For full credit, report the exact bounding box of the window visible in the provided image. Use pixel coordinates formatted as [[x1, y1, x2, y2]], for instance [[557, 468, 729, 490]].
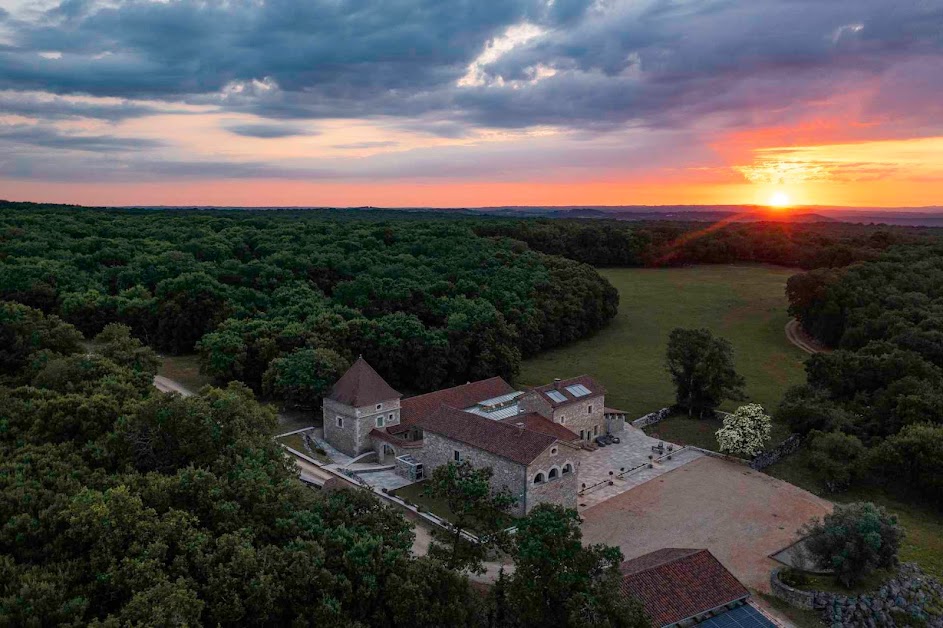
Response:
[[551, 447, 558, 455], [336, 416, 344, 428], [389, 413, 394, 422], [376, 403, 382, 410], [588, 405, 593, 414], [565, 384, 592, 397], [546, 390, 567, 403], [548, 468, 558, 480], [593, 425, 599, 437], [579, 430, 585, 440], [562, 463, 572, 474], [453, 450, 461, 462], [376, 416, 385, 427], [534, 473, 545, 485]]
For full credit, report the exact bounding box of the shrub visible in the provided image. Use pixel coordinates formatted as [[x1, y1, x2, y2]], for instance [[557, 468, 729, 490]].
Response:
[[806, 430, 866, 492], [715, 403, 771, 458], [801, 502, 903, 587], [779, 568, 810, 589]]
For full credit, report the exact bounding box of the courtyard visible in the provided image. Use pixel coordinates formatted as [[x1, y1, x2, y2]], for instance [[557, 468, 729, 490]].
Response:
[[580, 455, 832, 592]]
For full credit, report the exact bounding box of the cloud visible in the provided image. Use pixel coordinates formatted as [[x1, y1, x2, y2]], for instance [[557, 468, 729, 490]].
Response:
[[224, 123, 312, 138], [0, 124, 163, 152], [331, 140, 399, 150], [0, 90, 168, 121]]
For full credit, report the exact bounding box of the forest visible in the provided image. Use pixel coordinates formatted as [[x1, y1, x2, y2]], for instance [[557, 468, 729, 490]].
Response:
[[0, 304, 646, 626], [0, 205, 618, 405], [784, 244, 943, 501]]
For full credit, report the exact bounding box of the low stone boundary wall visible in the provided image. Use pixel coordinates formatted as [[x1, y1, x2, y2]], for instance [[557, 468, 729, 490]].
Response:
[[632, 407, 672, 428], [750, 434, 803, 470], [770, 568, 815, 610]]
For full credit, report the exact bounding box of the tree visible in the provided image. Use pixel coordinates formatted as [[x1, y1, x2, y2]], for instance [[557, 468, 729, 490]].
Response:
[[715, 403, 771, 458], [262, 347, 348, 408], [801, 502, 903, 587], [508, 504, 650, 628], [806, 430, 866, 492], [871, 423, 943, 503], [665, 328, 745, 417], [423, 461, 516, 573]]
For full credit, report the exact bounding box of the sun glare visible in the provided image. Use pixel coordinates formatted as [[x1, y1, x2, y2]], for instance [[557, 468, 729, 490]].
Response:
[[768, 191, 791, 208]]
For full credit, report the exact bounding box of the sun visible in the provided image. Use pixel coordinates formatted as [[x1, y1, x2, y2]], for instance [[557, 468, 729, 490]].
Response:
[[767, 191, 792, 208]]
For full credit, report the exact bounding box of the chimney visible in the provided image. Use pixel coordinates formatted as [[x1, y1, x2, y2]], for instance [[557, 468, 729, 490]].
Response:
[[554, 378, 561, 389]]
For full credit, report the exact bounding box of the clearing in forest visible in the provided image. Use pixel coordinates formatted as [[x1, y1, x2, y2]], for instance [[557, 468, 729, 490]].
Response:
[[518, 264, 808, 417]]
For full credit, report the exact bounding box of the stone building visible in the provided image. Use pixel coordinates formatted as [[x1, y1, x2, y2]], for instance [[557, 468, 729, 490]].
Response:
[[322, 359, 623, 514], [322, 357, 402, 457], [519, 375, 612, 443]]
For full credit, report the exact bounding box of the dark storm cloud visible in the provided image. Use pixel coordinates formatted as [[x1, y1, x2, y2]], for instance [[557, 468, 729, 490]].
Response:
[[2, 0, 941, 131], [224, 123, 313, 138]]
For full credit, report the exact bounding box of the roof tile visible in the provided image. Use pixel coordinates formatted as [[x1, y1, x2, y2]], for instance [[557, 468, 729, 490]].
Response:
[[619, 549, 749, 627], [327, 357, 401, 407]]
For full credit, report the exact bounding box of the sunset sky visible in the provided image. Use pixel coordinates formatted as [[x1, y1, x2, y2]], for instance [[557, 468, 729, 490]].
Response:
[[0, 0, 941, 208]]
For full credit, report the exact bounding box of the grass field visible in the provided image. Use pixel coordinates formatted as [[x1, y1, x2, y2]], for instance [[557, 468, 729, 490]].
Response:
[[518, 264, 809, 417]]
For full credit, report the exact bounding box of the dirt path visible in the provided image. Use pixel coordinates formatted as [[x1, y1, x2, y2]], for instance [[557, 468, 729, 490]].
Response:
[[153, 375, 194, 396], [409, 518, 515, 583], [785, 319, 829, 355]]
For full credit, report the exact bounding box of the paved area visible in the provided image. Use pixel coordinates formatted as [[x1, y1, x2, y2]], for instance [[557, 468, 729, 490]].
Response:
[[357, 469, 412, 491], [580, 456, 832, 593], [577, 425, 703, 510]]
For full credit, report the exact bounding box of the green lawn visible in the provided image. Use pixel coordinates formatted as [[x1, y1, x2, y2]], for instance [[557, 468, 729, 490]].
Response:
[[518, 265, 808, 418], [391, 481, 516, 533]]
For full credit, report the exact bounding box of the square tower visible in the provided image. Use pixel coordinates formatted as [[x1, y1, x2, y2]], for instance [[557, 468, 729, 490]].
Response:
[[322, 357, 402, 457]]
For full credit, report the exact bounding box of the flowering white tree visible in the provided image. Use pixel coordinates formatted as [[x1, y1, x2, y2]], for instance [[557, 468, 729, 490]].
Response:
[[715, 403, 771, 458]]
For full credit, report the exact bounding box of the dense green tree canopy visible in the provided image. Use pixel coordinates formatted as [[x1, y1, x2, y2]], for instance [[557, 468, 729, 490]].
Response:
[[0, 205, 619, 401]]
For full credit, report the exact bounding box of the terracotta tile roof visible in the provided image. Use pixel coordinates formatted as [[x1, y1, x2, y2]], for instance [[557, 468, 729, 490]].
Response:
[[530, 375, 605, 408], [414, 405, 558, 466], [605, 407, 629, 416], [369, 428, 422, 449], [500, 412, 580, 442], [327, 357, 401, 407], [400, 377, 515, 424], [619, 549, 749, 628]]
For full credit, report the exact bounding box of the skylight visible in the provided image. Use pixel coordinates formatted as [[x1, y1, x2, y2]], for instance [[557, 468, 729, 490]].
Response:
[[565, 384, 591, 397], [546, 390, 567, 403]]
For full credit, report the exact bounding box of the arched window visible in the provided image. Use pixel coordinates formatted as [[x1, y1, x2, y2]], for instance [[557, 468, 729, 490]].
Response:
[[562, 463, 572, 474], [534, 473, 545, 485], [548, 468, 559, 480]]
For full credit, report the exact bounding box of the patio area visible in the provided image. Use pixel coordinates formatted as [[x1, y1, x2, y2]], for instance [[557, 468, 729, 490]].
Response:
[[576, 425, 704, 510]]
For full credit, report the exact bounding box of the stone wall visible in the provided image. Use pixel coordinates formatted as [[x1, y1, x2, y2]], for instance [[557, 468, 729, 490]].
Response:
[[518, 391, 553, 419], [551, 394, 605, 442], [773, 563, 943, 627], [525, 444, 580, 512], [322, 397, 401, 457], [631, 407, 672, 429], [605, 413, 625, 434], [750, 433, 803, 470], [770, 569, 816, 610], [419, 431, 530, 517]]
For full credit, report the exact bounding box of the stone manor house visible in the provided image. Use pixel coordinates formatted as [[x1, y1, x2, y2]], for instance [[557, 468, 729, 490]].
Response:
[[322, 357, 627, 516]]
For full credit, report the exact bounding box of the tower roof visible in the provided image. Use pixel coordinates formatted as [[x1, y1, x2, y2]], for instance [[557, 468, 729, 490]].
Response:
[[327, 357, 401, 407]]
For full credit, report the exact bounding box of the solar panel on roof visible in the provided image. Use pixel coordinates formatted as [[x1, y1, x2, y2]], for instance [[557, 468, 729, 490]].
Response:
[[546, 390, 567, 403], [695, 605, 775, 628], [565, 384, 591, 397]]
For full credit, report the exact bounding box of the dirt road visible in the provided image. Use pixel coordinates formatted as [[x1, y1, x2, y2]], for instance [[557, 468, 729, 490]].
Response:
[[785, 319, 828, 355], [153, 375, 194, 396]]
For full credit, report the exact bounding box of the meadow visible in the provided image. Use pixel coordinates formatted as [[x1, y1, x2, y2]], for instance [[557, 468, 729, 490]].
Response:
[[517, 264, 809, 418]]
